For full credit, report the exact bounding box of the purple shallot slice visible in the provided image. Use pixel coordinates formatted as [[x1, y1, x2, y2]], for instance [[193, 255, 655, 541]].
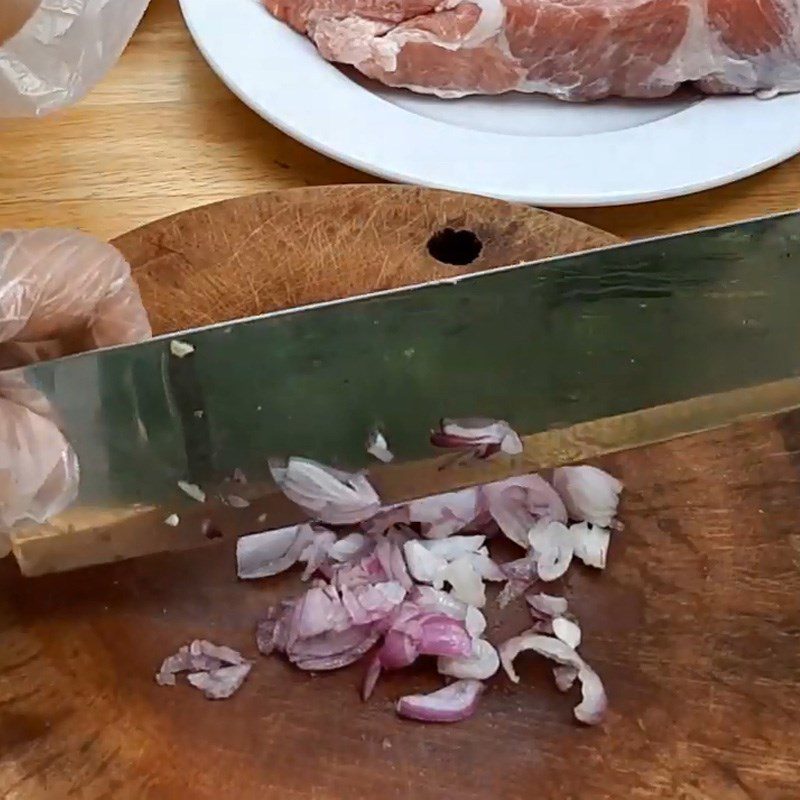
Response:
[[396, 679, 485, 723], [498, 633, 607, 725], [430, 418, 523, 458]]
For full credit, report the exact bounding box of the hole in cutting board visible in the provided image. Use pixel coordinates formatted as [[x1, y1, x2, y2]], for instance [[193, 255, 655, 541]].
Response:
[[427, 228, 483, 266]]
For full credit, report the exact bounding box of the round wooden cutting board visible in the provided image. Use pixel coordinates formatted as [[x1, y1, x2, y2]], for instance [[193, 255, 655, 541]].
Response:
[[114, 184, 618, 334], [2, 186, 799, 800]]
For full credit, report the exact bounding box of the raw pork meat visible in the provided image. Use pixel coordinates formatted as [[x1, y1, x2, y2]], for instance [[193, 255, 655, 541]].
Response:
[[263, 0, 800, 99]]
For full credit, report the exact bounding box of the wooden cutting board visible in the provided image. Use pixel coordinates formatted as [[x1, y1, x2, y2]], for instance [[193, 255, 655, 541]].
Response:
[[2, 186, 798, 800]]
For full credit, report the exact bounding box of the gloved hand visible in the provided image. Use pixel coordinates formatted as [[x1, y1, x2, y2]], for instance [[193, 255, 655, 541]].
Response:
[[0, 0, 150, 117], [0, 230, 151, 556], [0, 1, 153, 553]]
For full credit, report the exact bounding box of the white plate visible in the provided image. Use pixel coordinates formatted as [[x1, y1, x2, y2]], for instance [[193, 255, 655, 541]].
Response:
[[180, 0, 800, 206]]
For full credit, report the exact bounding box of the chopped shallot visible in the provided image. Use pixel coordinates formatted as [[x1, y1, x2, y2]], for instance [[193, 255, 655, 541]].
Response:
[[396, 679, 484, 723], [156, 639, 252, 700], [411, 587, 487, 638], [528, 519, 574, 582], [187, 664, 252, 700], [299, 529, 338, 580], [552, 465, 622, 528], [438, 637, 499, 680], [465, 605, 487, 638], [441, 555, 486, 607], [226, 494, 250, 509], [431, 418, 523, 458], [177, 481, 206, 503], [270, 457, 381, 525], [526, 592, 582, 647], [420, 535, 486, 560], [328, 532, 368, 562], [527, 592, 569, 619], [164, 513, 180, 527], [244, 445, 624, 727], [552, 617, 582, 649], [237, 524, 315, 579], [363, 608, 472, 699], [404, 540, 448, 584], [407, 487, 481, 539], [571, 522, 611, 569], [170, 339, 195, 358], [499, 633, 607, 725], [367, 430, 394, 463], [403, 536, 501, 596], [482, 474, 567, 548]]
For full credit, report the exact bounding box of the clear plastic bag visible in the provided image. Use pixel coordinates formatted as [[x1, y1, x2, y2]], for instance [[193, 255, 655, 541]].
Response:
[[0, 230, 152, 553], [0, 0, 150, 118]]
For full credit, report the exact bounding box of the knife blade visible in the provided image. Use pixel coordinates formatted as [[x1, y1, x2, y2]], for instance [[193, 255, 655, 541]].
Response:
[[9, 209, 800, 575]]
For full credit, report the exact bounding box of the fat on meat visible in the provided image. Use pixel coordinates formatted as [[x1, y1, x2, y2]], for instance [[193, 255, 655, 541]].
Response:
[[263, 0, 800, 100]]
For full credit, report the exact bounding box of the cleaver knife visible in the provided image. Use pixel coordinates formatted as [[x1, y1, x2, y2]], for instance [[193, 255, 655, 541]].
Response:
[[7, 209, 800, 575]]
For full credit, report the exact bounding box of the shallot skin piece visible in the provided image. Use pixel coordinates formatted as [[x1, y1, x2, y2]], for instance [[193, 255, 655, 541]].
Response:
[[263, 0, 800, 101], [396, 679, 485, 723]]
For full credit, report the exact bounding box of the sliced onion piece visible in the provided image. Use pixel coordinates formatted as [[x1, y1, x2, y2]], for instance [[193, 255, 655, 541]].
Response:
[[363, 609, 472, 698], [340, 581, 407, 626], [237, 524, 315, 579], [186, 663, 252, 700], [528, 519, 574, 581], [157, 639, 251, 699], [177, 480, 206, 503], [431, 417, 523, 457], [375, 538, 414, 590], [404, 539, 447, 584], [552, 617, 582, 649], [396, 679, 485, 723], [552, 465, 622, 528], [469, 550, 505, 582], [367, 430, 394, 463], [526, 592, 568, 619], [361, 504, 410, 536], [328, 532, 368, 562], [570, 522, 611, 569], [482, 474, 567, 548], [269, 457, 381, 524], [299, 529, 338, 580], [465, 605, 487, 638], [498, 633, 607, 725], [438, 638, 499, 680], [420, 535, 486, 560], [407, 487, 481, 539], [441, 555, 486, 607], [290, 626, 381, 671]]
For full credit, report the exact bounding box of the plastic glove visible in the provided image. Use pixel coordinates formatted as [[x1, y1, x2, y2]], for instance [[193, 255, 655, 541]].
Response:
[[0, 0, 150, 118], [0, 229, 152, 556]]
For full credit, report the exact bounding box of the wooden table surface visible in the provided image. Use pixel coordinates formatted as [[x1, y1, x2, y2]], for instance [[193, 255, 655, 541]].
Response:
[[1, 0, 800, 241]]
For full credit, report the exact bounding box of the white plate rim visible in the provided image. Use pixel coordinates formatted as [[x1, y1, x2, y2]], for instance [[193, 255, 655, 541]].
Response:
[[180, 0, 800, 207]]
